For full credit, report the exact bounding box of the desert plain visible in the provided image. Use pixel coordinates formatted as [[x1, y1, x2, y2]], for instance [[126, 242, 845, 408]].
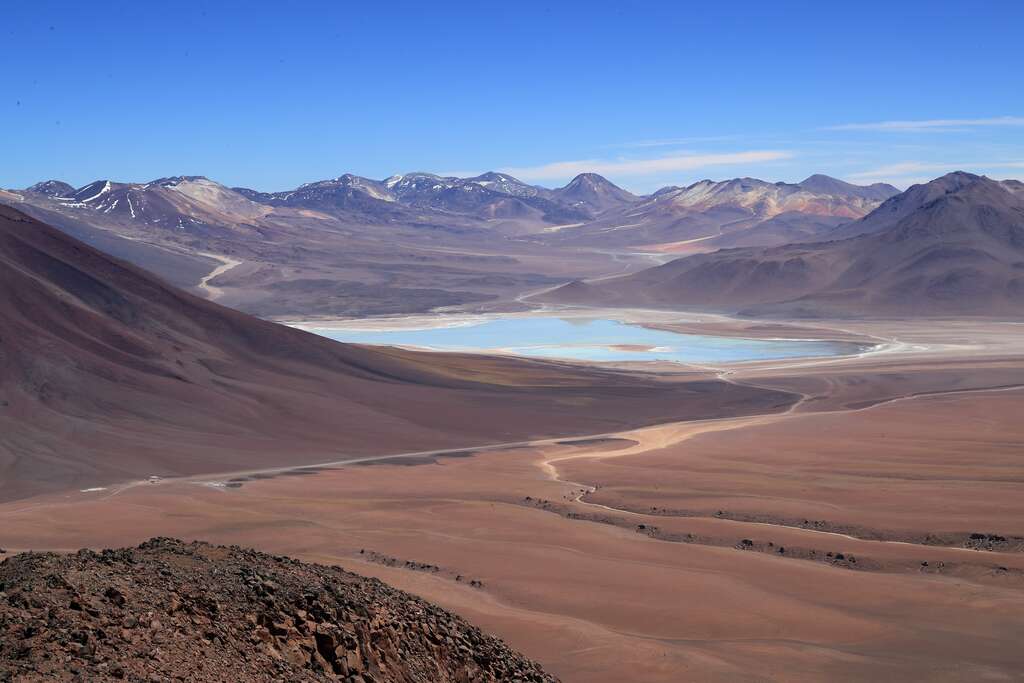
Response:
[[4, 314, 1023, 682]]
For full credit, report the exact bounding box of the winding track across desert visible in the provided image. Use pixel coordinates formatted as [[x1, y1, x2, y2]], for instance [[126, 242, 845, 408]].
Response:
[[4, 315, 1024, 682], [196, 251, 244, 301]]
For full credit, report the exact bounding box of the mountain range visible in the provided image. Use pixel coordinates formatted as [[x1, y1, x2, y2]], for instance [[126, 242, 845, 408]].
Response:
[[545, 172, 1024, 317], [236, 170, 638, 222], [4, 172, 902, 238], [17, 171, 638, 234], [2, 174, 610, 317], [535, 175, 900, 250], [0, 171, 898, 318]]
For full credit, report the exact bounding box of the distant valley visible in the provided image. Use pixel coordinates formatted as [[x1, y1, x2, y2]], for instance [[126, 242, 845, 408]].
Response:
[[1, 170, 901, 320], [0, 203, 778, 501]]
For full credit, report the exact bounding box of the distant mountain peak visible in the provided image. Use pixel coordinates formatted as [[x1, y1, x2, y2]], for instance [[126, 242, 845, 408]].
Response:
[[923, 170, 986, 192], [68, 180, 117, 203], [299, 174, 374, 189], [863, 171, 994, 216], [462, 172, 544, 199], [796, 174, 900, 202], [824, 172, 1001, 241], [25, 180, 75, 197], [544, 171, 1024, 318], [800, 173, 842, 184], [397, 172, 448, 181], [472, 171, 515, 181], [149, 175, 215, 190], [554, 174, 637, 214], [566, 172, 616, 187]]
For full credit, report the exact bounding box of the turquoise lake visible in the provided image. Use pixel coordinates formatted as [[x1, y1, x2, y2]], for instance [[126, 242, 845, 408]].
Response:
[[307, 316, 864, 364]]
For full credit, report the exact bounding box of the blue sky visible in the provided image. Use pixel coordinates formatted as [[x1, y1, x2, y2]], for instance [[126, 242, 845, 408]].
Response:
[[3, 1, 1023, 193]]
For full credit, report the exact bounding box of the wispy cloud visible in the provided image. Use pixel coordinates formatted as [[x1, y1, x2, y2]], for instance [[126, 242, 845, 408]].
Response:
[[826, 116, 1024, 132], [604, 135, 741, 149], [847, 162, 955, 179], [498, 150, 793, 182], [847, 160, 1024, 187]]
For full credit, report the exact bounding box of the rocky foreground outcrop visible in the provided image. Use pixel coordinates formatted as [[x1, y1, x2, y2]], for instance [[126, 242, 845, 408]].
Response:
[[0, 538, 557, 682]]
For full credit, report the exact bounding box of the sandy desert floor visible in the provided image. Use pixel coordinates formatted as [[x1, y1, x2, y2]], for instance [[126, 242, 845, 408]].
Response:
[[3, 317, 1024, 682]]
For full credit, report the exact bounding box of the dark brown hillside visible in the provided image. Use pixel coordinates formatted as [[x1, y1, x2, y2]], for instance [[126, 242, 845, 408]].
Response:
[[0, 538, 558, 682]]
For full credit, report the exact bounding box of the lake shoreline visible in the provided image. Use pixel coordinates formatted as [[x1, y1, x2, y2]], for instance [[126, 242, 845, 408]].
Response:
[[284, 307, 879, 366]]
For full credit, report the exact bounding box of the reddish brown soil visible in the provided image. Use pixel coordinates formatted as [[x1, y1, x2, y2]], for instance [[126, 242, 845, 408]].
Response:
[[0, 538, 556, 682], [3, 319, 1023, 681]]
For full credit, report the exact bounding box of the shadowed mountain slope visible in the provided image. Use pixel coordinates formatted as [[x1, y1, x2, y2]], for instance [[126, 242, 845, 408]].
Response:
[[2, 172, 901, 318], [549, 173, 639, 214], [543, 173, 1024, 318], [0, 205, 793, 501], [537, 175, 898, 249], [798, 174, 899, 202]]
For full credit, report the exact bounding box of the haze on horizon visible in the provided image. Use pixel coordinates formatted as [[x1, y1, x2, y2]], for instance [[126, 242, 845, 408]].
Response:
[[3, 1, 1023, 193]]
